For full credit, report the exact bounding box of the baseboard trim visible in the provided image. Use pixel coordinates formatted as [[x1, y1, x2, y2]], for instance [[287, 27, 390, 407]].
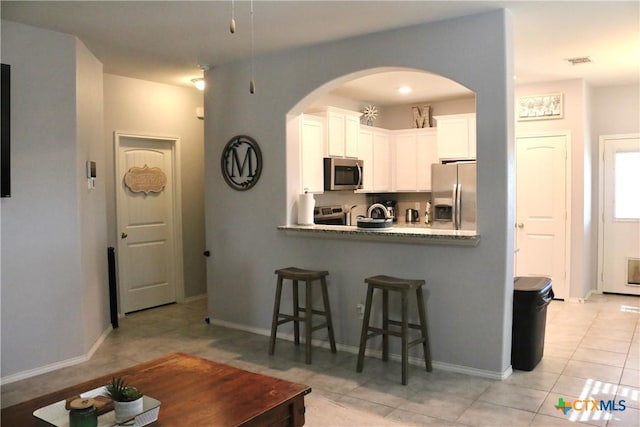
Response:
[[0, 326, 113, 386], [568, 289, 597, 304], [182, 293, 207, 303], [210, 318, 510, 380]]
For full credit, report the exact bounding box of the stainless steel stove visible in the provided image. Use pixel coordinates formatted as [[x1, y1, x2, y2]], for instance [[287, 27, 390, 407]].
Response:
[[313, 205, 346, 225]]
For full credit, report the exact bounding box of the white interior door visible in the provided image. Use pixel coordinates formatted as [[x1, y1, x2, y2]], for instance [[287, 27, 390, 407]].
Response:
[[601, 135, 640, 295], [515, 133, 569, 300], [116, 133, 181, 313]]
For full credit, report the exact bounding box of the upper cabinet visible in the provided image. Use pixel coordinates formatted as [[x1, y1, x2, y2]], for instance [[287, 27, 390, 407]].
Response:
[[372, 128, 391, 192], [393, 128, 438, 192], [359, 126, 391, 192], [297, 107, 475, 195], [434, 113, 476, 160], [310, 107, 361, 158], [299, 114, 325, 193], [358, 127, 373, 192]]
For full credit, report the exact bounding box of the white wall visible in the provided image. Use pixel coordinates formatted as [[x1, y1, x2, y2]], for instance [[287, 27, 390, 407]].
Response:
[[1, 20, 108, 379], [591, 83, 640, 294], [206, 11, 515, 376], [103, 74, 206, 299], [591, 84, 640, 136], [515, 80, 596, 298], [489, 81, 639, 300]]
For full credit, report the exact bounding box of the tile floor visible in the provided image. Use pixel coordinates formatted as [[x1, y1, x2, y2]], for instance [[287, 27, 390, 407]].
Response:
[[2, 293, 639, 426]]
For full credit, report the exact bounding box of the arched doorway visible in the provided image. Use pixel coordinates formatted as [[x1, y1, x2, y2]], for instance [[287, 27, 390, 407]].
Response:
[[285, 67, 476, 226]]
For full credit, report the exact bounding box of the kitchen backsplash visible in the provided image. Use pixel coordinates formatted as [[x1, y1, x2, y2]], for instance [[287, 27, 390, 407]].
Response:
[[369, 193, 431, 225], [313, 191, 432, 225]]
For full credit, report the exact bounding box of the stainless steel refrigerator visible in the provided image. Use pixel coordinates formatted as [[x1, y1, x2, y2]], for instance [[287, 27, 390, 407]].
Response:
[[431, 162, 477, 230]]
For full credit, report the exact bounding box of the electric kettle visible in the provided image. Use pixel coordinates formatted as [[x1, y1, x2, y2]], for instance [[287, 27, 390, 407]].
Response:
[[405, 209, 419, 223]]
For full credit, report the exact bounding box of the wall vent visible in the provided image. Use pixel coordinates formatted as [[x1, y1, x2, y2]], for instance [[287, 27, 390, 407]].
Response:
[[566, 56, 592, 65], [628, 258, 640, 286]]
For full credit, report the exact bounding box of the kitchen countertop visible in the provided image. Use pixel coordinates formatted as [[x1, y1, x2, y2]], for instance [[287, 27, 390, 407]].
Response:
[[278, 224, 480, 246]]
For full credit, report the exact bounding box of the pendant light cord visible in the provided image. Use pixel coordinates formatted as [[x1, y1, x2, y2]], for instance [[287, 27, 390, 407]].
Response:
[[250, 0, 255, 93], [230, 0, 236, 33]]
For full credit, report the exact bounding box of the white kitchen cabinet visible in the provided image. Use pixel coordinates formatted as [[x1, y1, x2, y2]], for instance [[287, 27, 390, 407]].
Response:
[[434, 113, 476, 160], [393, 128, 437, 191], [359, 126, 391, 192], [372, 128, 391, 192], [358, 128, 374, 191], [416, 129, 438, 191], [393, 131, 417, 191], [299, 115, 325, 193], [311, 107, 360, 158]]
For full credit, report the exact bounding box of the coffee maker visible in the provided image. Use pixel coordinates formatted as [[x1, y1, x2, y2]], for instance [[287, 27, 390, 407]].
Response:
[[383, 200, 398, 222]]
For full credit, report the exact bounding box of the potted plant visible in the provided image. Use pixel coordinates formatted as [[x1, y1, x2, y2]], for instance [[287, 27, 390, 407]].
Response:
[[105, 377, 143, 423]]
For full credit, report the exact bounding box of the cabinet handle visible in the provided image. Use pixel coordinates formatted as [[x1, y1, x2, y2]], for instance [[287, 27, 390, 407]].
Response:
[[121, 232, 128, 239]]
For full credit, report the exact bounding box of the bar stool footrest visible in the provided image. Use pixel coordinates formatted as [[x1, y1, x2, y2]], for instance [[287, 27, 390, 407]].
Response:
[[297, 307, 329, 316], [366, 327, 403, 338], [277, 314, 305, 323], [311, 323, 329, 332], [387, 319, 424, 330], [408, 337, 427, 348]]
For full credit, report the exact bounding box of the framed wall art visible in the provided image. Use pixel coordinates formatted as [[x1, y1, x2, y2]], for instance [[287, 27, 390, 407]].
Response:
[[517, 92, 563, 121], [220, 135, 263, 191]]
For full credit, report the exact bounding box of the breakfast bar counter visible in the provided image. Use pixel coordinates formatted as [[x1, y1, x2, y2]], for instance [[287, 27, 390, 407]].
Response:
[[278, 224, 480, 246]]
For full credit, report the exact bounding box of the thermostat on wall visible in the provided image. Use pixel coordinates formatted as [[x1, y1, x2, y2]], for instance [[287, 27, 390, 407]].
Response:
[[86, 160, 96, 189], [86, 160, 96, 178]]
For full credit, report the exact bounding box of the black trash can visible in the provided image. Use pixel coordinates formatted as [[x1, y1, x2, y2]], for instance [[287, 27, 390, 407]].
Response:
[[511, 276, 554, 371]]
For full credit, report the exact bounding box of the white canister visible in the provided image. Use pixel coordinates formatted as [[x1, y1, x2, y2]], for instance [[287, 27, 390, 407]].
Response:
[[297, 192, 315, 225]]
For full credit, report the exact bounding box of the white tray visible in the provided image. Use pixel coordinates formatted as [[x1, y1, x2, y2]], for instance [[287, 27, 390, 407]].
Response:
[[33, 387, 161, 427]]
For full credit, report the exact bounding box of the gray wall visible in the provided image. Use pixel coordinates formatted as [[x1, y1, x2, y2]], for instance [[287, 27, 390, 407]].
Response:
[[206, 11, 515, 376], [0, 22, 207, 382], [103, 74, 206, 299], [1, 20, 108, 379], [76, 38, 109, 352], [380, 96, 476, 130]]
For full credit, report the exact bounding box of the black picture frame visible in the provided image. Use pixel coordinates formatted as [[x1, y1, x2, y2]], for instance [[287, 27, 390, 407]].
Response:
[[1, 63, 11, 198]]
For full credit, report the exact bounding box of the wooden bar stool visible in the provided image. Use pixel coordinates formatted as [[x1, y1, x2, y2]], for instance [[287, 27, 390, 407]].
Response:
[[269, 267, 337, 364], [356, 275, 432, 385]]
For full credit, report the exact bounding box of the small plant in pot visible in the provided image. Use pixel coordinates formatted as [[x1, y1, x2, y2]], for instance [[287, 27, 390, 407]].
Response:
[[105, 377, 143, 423]]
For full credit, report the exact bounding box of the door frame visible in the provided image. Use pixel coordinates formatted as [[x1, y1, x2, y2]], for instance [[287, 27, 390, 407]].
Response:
[[597, 133, 640, 293], [515, 130, 572, 300], [114, 131, 185, 313]]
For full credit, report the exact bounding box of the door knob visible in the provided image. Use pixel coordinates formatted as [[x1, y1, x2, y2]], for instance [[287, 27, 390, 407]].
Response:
[[121, 232, 128, 239], [516, 223, 524, 228]]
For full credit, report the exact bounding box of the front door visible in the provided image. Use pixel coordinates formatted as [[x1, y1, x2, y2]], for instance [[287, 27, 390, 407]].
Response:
[[515, 132, 569, 300], [600, 134, 640, 295], [115, 133, 181, 313]]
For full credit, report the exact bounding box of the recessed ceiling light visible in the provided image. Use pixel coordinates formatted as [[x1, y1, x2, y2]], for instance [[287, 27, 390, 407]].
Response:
[[398, 86, 412, 94]]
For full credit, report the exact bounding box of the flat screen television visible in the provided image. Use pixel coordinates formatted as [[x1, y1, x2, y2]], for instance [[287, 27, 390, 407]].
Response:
[[1, 63, 10, 197]]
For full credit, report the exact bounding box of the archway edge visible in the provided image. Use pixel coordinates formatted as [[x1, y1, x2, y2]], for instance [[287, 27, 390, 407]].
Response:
[[288, 66, 472, 116]]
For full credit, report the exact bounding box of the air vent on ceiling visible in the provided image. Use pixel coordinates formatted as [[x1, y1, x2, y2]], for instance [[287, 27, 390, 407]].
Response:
[[566, 56, 592, 65]]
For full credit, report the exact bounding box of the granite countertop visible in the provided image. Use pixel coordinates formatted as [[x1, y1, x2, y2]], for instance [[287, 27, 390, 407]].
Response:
[[278, 224, 480, 246]]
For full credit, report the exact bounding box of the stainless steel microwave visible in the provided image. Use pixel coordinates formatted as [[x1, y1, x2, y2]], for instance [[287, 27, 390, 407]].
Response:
[[323, 158, 363, 191]]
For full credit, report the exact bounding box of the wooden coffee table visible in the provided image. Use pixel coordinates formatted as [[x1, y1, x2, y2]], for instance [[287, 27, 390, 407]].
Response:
[[1, 352, 312, 426]]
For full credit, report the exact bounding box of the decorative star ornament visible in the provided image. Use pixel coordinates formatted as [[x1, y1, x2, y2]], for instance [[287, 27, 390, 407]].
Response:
[[362, 105, 378, 125]]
